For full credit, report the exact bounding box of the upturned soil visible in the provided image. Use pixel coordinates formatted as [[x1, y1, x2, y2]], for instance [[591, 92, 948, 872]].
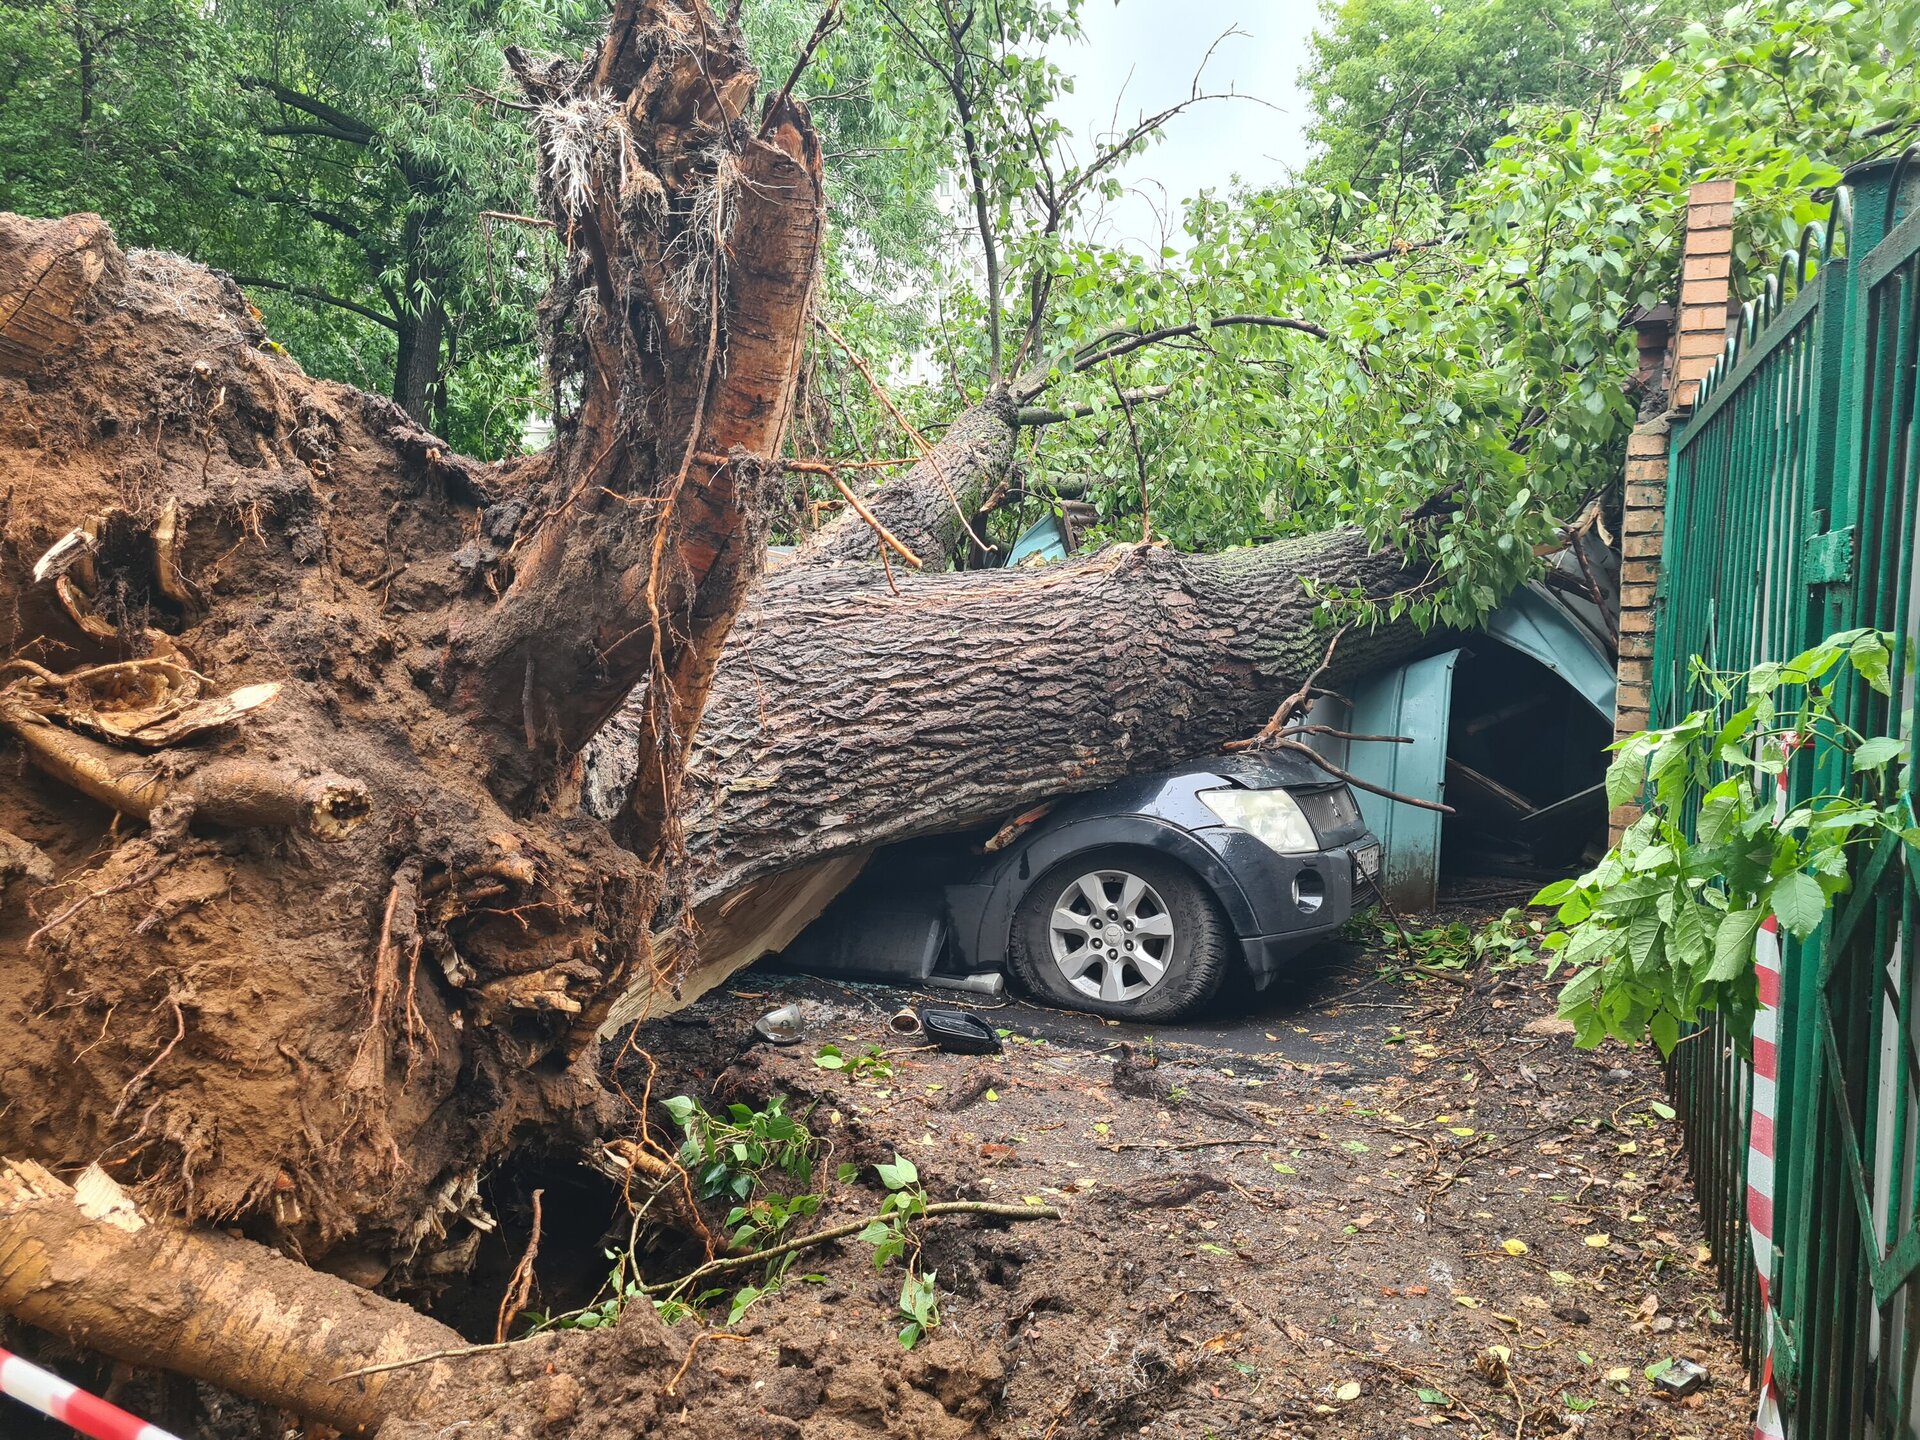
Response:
[[374, 900, 1756, 1440]]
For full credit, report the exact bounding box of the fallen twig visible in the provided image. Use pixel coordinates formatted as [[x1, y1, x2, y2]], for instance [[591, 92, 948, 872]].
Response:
[[1346, 1348, 1486, 1428], [330, 1339, 519, 1383], [645, 1199, 1060, 1295], [825, 467, 925, 568], [1101, 1137, 1269, 1152]]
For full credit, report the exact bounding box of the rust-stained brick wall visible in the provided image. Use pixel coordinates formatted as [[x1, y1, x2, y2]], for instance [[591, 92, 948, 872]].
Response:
[[1610, 180, 1734, 841]]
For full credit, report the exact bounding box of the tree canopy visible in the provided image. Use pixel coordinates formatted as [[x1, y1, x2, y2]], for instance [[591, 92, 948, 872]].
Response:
[[1299, 0, 1693, 202], [4, 0, 1916, 623]]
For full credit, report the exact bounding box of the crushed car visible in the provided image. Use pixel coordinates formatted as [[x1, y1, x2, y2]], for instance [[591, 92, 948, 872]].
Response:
[[777, 750, 1381, 1020]]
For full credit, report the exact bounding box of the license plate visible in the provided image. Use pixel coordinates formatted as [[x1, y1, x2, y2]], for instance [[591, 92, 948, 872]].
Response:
[[1353, 843, 1382, 880]]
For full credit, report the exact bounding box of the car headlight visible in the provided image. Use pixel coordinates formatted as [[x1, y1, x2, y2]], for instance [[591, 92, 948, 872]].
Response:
[[1198, 787, 1320, 855]]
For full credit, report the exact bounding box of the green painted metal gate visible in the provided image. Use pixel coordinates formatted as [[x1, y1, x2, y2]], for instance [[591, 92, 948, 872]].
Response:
[[1656, 154, 1920, 1435]]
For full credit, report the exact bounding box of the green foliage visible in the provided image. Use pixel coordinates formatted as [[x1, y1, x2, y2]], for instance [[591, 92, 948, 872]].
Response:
[[1536, 630, 1916, 1051], [0, 0, 246, 246], [1301, 0, 1695, 200], [0, 0, 604, 452], [724, 1189, 822, 1253], [854, 1153, 939, 1346], [534, 1092, 819, 1335], [812, 1041, 893, 1079], [896, 1268, 940, 1349], [971, 0, 1920, 627], [661, 1092, 817, 1204], [523, 1252, 647, 1332]]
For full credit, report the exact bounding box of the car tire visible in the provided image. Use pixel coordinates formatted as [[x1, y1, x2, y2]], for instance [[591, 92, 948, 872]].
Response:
[[1007, 848, 1233, 1020]]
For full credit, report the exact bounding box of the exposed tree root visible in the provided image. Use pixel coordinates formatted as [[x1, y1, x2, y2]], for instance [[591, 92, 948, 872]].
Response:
[[4, 712, 370, 839], [0, 0, 826, 1286]]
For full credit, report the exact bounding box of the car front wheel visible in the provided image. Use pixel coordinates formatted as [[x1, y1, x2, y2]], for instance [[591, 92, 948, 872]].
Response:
[[1007, 849, 1232, 1020]]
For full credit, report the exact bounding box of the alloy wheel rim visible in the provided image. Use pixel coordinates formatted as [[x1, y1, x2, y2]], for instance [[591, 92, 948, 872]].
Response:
[[1046, 868, 1175, 1003]]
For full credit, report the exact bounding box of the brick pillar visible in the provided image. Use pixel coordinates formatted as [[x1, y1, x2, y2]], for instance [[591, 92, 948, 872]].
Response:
[[1609, 181, 1734, 841], [1671, 179, 1736, 406]]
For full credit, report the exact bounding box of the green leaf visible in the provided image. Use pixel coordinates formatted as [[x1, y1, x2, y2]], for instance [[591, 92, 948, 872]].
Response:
[[1708, 908, 1764, 982], [1769, 870, 1826, 939], [1626, 909, 1664, 971], [1849, 631, 1894, 694], [1605, 737, 1654, 809], [662, 1095, 698, 1128], [876, 1155, 919, 1191], [1649, 1009, 1679, 1056], [1852, 736, 1905, 771], [1697, 782, 1744, 845]]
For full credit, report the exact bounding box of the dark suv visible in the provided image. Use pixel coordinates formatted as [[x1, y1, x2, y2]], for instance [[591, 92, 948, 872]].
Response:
[[780, 751, 1381, 1021]]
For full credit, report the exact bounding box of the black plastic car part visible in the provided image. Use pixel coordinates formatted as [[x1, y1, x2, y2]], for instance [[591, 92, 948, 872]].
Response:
[[917, 1007, 1001, 1054]]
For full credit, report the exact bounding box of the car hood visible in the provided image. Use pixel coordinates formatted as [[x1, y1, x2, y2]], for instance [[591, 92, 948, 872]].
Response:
[[1194, 750, 1335, 791], [1035, 749, 1346, 833]]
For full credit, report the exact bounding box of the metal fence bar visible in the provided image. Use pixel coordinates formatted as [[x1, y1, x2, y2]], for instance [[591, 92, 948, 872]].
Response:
[[1659, 153, 1920, 1440]]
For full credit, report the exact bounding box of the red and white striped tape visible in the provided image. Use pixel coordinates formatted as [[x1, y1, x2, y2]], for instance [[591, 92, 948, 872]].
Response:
[[1744, 747, 1793, 1440], [0, 1347, 183, 1440]]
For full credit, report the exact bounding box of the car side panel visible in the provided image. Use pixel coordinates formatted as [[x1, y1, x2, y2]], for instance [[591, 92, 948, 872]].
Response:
[[947, 815, 1262, 974]]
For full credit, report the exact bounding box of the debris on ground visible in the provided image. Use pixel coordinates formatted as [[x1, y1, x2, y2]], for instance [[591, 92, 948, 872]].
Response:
[[485, 906, 1752, 1439]]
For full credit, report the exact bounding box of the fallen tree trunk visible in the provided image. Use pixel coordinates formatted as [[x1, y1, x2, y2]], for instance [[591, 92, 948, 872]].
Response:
[[593, 525, 1430, 1025], [580, 374, 1432, 1016], [680, 529, 1419, 903]]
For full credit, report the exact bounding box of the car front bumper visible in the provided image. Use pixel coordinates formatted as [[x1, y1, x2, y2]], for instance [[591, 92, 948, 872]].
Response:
[[1191, 827, 1381, 987]]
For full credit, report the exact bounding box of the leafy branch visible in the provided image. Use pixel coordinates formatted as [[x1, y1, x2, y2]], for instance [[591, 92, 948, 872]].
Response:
[[1536, 629, 1915, 1052]]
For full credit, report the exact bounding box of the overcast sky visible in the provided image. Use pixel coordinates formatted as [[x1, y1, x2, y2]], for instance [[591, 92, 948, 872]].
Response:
[[1048, 0, 1319, 250]]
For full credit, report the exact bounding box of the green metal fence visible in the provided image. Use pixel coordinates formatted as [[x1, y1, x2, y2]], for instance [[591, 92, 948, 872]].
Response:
[[1656, 153, 1920, 1436]]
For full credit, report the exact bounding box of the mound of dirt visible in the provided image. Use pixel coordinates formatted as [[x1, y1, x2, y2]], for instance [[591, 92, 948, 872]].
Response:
[[0, 210, 590, 1272], [385, 1292, 1006, 1440]]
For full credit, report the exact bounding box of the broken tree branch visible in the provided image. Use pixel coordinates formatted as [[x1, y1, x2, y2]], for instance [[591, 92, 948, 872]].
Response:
[[646, 1199, 1061, 1295], [759, 0, 842, 137], [1014, 383, 1173, 427], [1065, 314, 1331, 377]]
